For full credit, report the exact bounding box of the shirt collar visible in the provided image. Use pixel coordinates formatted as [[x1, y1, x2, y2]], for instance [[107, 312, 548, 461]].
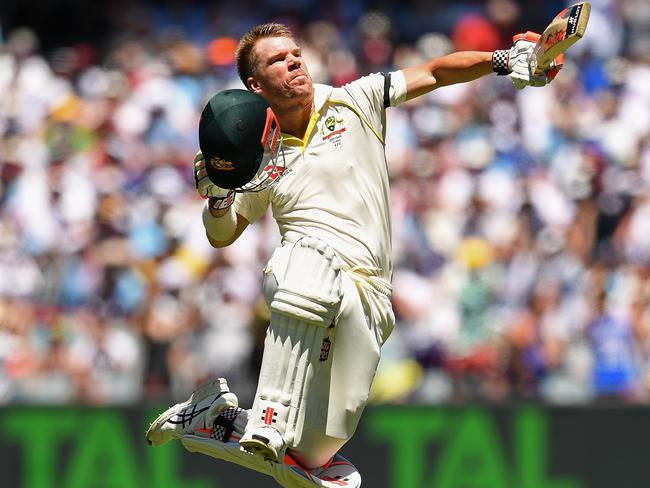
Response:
[[280, 84, 333, 150], [313, 83, 333, 113]]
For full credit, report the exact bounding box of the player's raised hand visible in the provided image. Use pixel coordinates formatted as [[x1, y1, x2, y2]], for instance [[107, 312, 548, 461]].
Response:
[[493, 32, 562, 90], [193, 151, 235, 210], [508, 32, 563, 89]]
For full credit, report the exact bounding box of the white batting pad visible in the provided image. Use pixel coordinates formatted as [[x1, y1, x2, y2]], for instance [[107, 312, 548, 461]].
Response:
[[182, 435, 273, 477], [246, 237, 343, 453], [271, 236, 342, 326], [182, 435, 361, 488]]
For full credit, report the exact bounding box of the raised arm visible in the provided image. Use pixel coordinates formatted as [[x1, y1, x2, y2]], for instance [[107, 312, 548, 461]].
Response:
[[401, 33, 561, 101], [402, 51, 494, 100]]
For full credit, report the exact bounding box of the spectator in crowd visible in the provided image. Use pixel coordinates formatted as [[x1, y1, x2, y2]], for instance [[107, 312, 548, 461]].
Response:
[[1, 0, 650, 407]]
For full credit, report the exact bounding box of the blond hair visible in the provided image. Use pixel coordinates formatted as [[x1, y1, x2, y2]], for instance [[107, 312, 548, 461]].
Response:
[[235, 23, 293, 87]]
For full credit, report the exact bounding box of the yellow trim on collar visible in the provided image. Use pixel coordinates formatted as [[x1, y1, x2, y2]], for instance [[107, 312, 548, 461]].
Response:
[[280, 135, 304, 147], [280, 111, 322, 154], [279, 95, 385, 152]]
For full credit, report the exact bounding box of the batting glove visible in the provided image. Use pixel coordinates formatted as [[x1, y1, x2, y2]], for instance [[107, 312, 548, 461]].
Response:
[[194, 151, 235, 210], [493, 32, 563, 90]]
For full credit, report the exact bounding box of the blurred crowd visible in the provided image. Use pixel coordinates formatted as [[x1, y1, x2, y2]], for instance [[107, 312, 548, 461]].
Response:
[[1, 0, 650, 407]]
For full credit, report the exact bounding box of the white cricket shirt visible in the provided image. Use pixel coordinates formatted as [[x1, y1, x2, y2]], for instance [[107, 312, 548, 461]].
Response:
[[234, 71, 408, 287]]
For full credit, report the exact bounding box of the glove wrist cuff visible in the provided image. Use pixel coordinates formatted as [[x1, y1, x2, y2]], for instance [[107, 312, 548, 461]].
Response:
[[209, 193, 235, 211], [492, 50, 510, 75]]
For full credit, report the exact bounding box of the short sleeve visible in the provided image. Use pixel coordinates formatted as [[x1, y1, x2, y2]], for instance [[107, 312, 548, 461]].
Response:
[[339, 71, 408, 141], [341, 70, 407, 113], [387, 70, 408, 107]]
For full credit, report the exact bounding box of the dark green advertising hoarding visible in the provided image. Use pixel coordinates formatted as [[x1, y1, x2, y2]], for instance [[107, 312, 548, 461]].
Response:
[[1, 406, 649, 488]]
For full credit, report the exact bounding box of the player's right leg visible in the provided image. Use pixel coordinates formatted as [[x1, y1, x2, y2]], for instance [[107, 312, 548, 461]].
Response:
[[239, 236, 343, 463], [146, 378, 238, 446]]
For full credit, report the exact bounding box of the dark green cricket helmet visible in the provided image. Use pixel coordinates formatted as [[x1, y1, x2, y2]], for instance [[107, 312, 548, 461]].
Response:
[[198, 89, 284, 192]]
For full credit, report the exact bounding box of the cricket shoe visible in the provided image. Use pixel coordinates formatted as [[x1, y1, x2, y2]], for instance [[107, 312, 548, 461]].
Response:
[[146, 378, 238, 447], [239, 424, 287, 463], [280, 453, 362, 488], [314, 455, 362, 488]]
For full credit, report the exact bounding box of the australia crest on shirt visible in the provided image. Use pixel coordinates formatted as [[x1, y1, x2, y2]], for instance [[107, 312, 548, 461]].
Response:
[[321, 113, 346, 148]]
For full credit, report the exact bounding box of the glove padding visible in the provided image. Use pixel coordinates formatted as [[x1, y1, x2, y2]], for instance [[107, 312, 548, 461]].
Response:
[[194, 151, 235, 210], [506, 32, 563, 90]]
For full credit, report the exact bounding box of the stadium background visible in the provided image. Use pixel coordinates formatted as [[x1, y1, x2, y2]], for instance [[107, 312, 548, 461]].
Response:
[[1, 0, 649, 486]]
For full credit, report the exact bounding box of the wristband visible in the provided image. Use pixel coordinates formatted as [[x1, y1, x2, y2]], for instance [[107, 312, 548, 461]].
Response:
[[202, 201, 238, 241], [492, 50, 510, 75]]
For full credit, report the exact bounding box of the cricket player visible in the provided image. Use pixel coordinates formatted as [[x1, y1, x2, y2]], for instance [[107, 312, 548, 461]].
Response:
[[146, 23, 558, 487]]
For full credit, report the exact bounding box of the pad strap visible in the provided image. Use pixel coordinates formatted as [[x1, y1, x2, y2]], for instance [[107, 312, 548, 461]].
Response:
[[212, 407, 244, 442], [271, 290, 338, 326]]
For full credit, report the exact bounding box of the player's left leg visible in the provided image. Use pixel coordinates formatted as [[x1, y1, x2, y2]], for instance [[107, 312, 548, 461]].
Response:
[[182, 433, 362, 488]]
